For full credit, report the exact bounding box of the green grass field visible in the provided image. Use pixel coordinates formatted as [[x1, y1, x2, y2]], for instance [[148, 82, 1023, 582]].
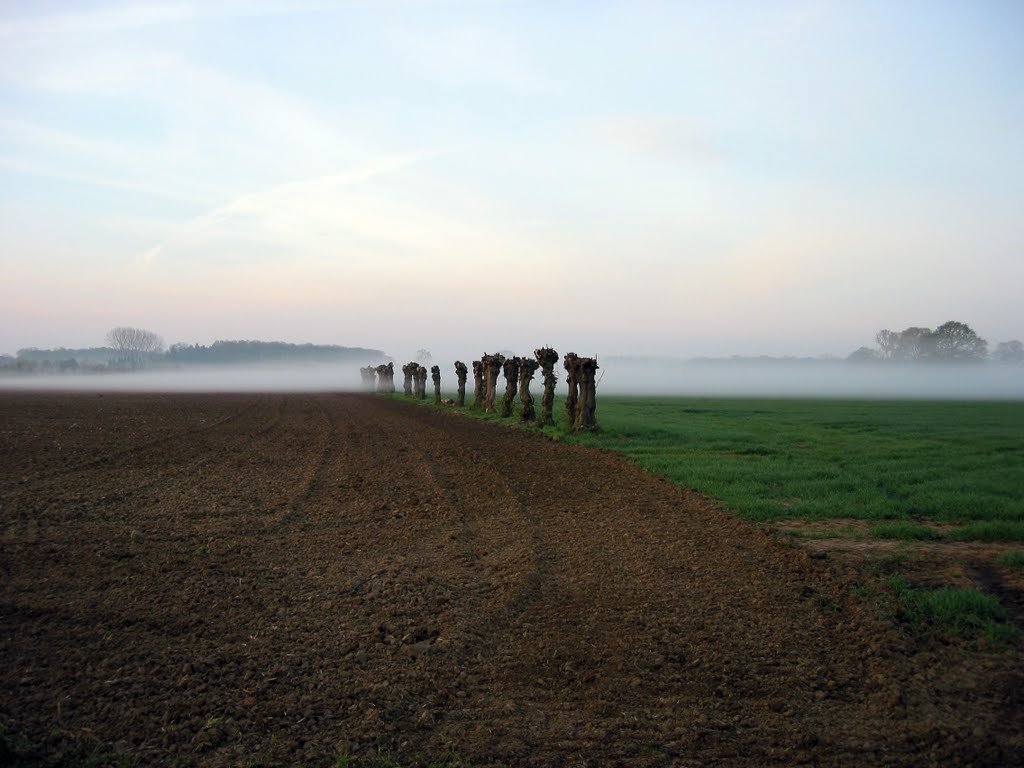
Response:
[[428, 394, 1024, 533], [565, 397, 1024, 528]]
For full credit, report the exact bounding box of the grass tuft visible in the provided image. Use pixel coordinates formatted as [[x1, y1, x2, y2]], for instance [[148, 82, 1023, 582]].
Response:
[[997, 550, 1024, 569], [885, 574, 1017, 645], [869, 522, 944, 541], [948, 521, 1024, 542]]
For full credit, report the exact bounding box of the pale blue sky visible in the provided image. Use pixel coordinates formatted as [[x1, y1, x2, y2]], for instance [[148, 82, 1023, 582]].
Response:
[[2, 0, 1022, 361]]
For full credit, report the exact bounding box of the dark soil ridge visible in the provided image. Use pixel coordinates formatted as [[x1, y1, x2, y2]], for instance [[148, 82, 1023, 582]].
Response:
[[1, 392, 1021, 766]]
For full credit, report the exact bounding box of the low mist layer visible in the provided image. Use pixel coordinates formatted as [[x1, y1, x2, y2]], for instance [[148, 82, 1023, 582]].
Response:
[[599, 360, 1024, 399], [2, 360, 1023, 399], [0, 365, 367, 393]]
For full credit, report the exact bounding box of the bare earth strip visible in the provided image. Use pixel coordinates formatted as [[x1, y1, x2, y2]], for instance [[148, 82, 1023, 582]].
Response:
[[0, 392, 1020, 766]]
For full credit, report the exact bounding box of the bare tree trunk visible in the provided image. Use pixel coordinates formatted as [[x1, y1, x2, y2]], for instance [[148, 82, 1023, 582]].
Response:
[[482, 353, 505, 413], [455, 361, 468, 407], [500, 357, 520, 417], [534, 347, 558, 426], [563, 352, 579, 427], [360, 366, 376, 391], [471, 360, 484, 409], [518, 358, 539, 422], [402, 363, 415, 397], [431, 365, 441, 403], [574, 357, 600, 431], [384, 362, 395, 392], [416, 366, 428, 399], [375, 364, 389, 393]]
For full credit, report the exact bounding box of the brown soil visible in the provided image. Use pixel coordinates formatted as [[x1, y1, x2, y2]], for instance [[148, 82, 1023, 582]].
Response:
[[1, 392, 1021, 767]]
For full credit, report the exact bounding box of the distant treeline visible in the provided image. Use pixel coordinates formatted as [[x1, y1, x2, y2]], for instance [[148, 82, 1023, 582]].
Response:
[[849, 321, 1023, 365], [165, 340, 385, 365], [1, 339, 386, 375]]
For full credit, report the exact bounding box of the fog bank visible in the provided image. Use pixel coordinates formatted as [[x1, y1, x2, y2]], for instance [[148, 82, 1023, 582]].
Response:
[[0, 364, 367, 393], [2, 360, 1023, 400], [597, 359, 1024, 399]]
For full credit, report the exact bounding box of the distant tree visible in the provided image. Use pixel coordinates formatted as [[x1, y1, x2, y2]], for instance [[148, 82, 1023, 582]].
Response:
[[105, 326, 164, 367], [415, 349, 432, 365], [874, 326, 935, 361], [875, 330, 902, 360], [931, 321, 987, 362], [847, 347, 880, 363], [896, 327, 936, 360], [872, 321, 990, 363], [993, 340, 1024, 364]]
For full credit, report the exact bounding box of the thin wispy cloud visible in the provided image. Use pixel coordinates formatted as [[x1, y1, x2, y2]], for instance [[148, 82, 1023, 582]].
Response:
[[1, 1, 1021, 357]]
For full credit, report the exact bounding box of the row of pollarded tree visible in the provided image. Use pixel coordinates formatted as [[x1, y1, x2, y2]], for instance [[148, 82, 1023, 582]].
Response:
[[364, 348, 599, 431]]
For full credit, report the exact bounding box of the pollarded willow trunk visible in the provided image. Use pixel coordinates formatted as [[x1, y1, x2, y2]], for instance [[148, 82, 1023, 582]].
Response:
[[482, 353, 505, 413], [563, 352, 579, 427], [416, 366, 428, 399], [402, 363, 415, 397], [360, 366, 377, 391], [375, 364, 389, 394], [431, 365, 441, 404], [500, 357, 521, 418], [574, 357, 600, 432], [384, 362, 396, 393], [471, 360, 484, 410], [455, 361, 468, 407], [518, 358, 539, 422], [534, 347, 558, 426]]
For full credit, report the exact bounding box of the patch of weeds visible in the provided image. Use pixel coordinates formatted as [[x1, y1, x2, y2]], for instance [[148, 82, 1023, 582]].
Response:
[[997, 550, 1024, 569], [869, 522, 944, 541], [885, 574, 1017, 646], [815, 594, 843, 613], [949, 521, 1024, 542]]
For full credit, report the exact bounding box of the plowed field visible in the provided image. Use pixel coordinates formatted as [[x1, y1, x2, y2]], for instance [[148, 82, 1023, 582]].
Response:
[[1, 393, 1020, 766]]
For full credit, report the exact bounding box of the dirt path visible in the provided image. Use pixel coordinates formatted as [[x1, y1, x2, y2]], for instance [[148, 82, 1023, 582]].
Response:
[[1, 393, 1020, 766]]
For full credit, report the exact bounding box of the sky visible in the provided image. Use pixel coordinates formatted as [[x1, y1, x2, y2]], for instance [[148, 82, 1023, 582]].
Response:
[[1, 0, 1022, 363]]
